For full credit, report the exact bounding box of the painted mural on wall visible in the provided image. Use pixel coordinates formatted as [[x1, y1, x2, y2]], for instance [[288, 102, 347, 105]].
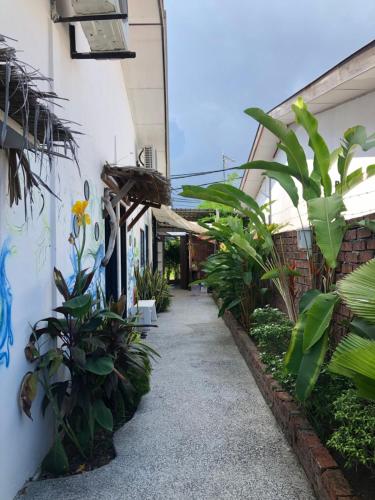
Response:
[[0, 239, 13, 367], [67, 181, 105, 298], [127, 230, 139, 313]]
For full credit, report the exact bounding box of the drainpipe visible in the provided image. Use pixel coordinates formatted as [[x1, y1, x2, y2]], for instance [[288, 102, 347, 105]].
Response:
[[48, 19, 58, 311]]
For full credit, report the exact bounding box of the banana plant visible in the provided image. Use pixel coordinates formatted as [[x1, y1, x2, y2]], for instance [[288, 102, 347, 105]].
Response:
[[329, 259, 375, 400], [180, 184, 298, 321], [195, 215, 271, 329], [240, 98, 375, 400]]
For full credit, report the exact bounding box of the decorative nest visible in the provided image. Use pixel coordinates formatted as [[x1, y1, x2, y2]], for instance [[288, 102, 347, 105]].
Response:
[[0, 35, 79, 214], [102, 164, 171, 207]]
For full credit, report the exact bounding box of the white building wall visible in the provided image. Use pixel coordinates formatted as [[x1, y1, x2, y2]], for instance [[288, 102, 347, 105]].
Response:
[[257, 91, 375, 231], [0, 1, 155, 498]]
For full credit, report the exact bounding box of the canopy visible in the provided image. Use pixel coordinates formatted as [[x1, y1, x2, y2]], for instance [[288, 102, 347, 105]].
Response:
[[153, 205, 206, 234]]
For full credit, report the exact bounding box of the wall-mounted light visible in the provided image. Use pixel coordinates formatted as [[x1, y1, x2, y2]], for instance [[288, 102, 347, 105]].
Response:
[[297, 228, 312, 251]]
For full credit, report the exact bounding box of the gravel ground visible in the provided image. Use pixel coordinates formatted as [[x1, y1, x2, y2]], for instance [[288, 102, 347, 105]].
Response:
[[18, 289, 315, 500]]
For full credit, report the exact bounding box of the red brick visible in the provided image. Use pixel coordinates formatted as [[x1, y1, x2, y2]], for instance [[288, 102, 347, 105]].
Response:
[[359, 250, 374, 262], [289, 415, 313, 447], [311, 446, 338, 473], [321, 469, 353, 499], [344, 229, 357, 240], [367, 239, 375, 250], [341, 241, 352, 251], [352, 240, 366, 250], [296, 430, 322, 453], [344, 252, 359, 263], [342, 263, 353, 273], [357, 227, 372, 238]]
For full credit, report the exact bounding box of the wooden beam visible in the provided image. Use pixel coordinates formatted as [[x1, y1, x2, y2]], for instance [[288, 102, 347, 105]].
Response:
[[101, 172, 120, 192], [128, 197, 161, 209], [101, 188, 119, 267], [110, 179, 136, 207], [127, 204, 150, 231], [119, 200, 141, 227]]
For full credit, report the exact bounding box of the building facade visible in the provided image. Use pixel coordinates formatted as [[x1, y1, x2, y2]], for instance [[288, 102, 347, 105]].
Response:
[[0, 1, 168, 498], [241, 40, 375, 231]]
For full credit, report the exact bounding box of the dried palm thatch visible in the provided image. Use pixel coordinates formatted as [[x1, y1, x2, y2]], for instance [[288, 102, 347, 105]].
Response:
[[0, 35, 79, 216], [102, 164, 171, 207]]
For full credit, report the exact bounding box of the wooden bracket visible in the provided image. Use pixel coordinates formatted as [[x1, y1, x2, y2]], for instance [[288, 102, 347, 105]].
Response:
[[101, 188, 119, 267], [119, 200, 141, 227], [127, 204, 150, 231], [110, 179, 136, 207]]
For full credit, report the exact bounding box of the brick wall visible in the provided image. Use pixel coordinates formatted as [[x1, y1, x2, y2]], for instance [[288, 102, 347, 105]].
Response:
[[271, 214, 375, 344]]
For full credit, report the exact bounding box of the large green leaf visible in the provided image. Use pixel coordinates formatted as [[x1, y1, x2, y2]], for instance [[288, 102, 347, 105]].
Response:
[[180, 185, 241, 211], [56, 294, 92, 318], [329, 334, 375, 400], [295, 331, 329, 401], [337, 258, 375, 324], [307, 194, 347, 268], [239, 159, 301, 180], [264, 171, 299, 207], [42, 436, 69, 475], [303, 292, 339, 352], [284, 315, 306, 375], [284, 289, 320, 374], [93, 399, 113, 431], [292, 97, 331, 196], [85, 356, 114, 375], [230, 233, 259, 261], [244, 107, 309, 181], [335, 167, 363, 195], [337, 126, 375, 186], [208, 184, 265, 219], [298, 289, 321, 313], [350, 318, 375, 340]]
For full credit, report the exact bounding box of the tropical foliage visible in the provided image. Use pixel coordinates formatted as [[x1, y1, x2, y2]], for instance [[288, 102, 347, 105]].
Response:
[[20, 202, 158, 475], [181, 183, 299, 322], [329, 259, 375, 400], [327, 389, 375, 471], [164, 238, 180, 282], [135, 266, 171, 313], [239, 98, 375, 401], [249, 305, 375, 476], [197, 215, 271, 328]]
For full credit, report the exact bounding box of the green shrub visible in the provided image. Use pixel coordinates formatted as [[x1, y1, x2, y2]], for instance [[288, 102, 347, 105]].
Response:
[[250, 306, 292, 354], [304, 369, 351, 442], [260, 351, 296, 393], [135, 266, 171, 312], [251, 306, 290, 326], [327, 389, 375, 471]]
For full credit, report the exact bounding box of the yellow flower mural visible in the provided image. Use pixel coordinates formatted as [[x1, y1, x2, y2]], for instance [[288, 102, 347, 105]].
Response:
[[72, 200, 90, 226]]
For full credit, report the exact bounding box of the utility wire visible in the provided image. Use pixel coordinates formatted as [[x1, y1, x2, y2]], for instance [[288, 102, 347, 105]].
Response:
[[171, 181, 220, 191], [170, 165, 241, 180]]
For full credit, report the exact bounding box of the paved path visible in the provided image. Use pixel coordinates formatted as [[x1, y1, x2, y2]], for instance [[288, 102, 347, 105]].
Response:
[[20, 289, 314, 500]]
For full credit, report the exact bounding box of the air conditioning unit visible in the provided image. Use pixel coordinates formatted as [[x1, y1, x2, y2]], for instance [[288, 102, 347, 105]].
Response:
[[139, 146, 157, 170], [71, 0, 129, 52]]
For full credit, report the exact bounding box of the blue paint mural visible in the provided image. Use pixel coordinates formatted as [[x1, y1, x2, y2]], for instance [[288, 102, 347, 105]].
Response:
[[87, 243, 105, 297], [0, 239, 13, 368], [67, 243, 105, 299]]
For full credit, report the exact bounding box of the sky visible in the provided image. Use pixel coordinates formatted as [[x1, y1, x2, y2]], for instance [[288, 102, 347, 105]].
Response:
[[164, 0, 375, 208]]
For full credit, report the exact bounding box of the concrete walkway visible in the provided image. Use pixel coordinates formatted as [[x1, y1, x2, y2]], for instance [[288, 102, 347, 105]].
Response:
[[20, 289, 314, 500]]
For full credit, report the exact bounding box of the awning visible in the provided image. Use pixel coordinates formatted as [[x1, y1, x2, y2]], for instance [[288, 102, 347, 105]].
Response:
[[152, 205, 206, 235], [102, 163, 171, 230]]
